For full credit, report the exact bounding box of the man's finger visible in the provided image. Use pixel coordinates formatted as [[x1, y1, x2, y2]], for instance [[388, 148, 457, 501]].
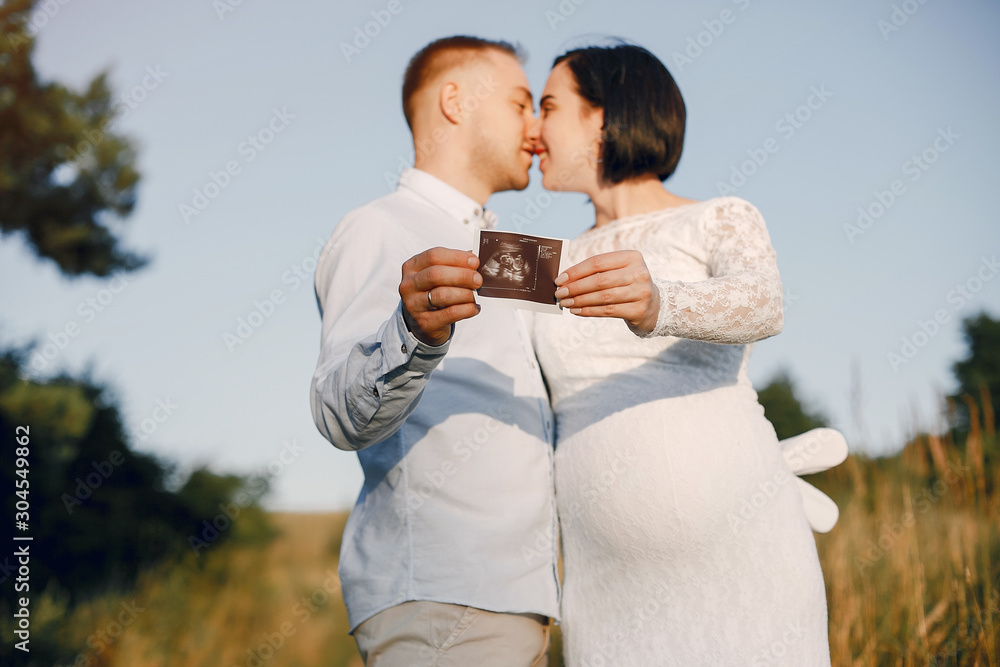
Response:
[[426, 286, 479, 310], [412, 266, 483, 292], [410, 247, 479, 272], [418, 303, 481, 329]]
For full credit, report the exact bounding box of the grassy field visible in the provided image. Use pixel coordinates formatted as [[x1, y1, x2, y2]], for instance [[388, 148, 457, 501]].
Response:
[[38, 429, 998, 666]]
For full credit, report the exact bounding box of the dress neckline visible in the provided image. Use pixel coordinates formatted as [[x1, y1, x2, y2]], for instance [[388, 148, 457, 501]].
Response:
[[580, 200, 706, 237]]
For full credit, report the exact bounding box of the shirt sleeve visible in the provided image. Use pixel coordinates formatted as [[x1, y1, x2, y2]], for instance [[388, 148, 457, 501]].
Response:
[[310, 207, 450, 451], [630, 197, 784, 344]]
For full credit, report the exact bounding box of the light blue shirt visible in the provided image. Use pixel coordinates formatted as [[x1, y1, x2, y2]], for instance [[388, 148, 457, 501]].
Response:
[[310, 168, 560, 632]]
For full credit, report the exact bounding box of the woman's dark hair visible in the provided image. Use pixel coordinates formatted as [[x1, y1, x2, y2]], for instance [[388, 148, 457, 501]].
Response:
[[553, 43, 685, 183]]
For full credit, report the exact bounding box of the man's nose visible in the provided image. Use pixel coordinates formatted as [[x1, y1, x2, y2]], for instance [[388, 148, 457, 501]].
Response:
[[525, 114, 541, 142]]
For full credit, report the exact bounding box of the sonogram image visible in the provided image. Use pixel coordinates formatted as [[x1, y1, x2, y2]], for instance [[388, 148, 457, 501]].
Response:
[[475, 230, 565, 310], [480, 240, 532, 288]]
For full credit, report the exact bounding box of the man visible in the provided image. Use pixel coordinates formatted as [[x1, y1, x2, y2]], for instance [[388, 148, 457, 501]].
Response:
[[309, 36, 558, 665]]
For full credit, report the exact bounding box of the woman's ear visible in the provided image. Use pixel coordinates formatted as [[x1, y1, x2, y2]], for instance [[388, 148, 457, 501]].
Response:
[[584, 105, 605, 135]]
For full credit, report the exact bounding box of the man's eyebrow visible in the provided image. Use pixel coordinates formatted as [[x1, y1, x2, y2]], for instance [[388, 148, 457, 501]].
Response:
[[514, 86, 534, 104]]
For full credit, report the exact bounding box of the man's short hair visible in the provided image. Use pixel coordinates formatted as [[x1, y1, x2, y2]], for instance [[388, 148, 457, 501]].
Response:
[[402, 35, 523, 130], [554, 42, 686, 183]]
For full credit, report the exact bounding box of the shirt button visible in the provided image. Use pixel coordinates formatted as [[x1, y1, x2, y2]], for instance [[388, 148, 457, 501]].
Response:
[[401, 344, 407, 354], [463, 219, 469, 225], [372, 387, 378, 397]]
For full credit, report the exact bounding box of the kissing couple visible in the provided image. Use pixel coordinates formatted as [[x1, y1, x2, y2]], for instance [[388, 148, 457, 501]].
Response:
[[310, 35, 845, 666]]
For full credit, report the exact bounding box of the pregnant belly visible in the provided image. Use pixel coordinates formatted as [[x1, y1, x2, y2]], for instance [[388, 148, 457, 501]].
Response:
[[554, 386, 797, 558]]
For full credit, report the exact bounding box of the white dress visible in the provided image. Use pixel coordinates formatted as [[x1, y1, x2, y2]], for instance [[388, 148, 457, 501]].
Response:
[[531, 196, 831, 666]]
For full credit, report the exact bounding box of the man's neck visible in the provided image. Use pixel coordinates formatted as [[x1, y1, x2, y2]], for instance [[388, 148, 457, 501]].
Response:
[[414, 154, 490, 206]]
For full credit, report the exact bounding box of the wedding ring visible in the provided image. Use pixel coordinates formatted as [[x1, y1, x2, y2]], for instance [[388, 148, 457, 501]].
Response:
[[427, 291, 438, 311]]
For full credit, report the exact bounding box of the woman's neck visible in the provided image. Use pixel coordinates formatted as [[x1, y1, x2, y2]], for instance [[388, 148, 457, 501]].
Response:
[[589, 174, 697, 227]]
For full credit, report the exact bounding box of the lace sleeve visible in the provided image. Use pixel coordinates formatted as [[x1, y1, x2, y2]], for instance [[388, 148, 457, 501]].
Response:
[[631, 198, 784, 344]]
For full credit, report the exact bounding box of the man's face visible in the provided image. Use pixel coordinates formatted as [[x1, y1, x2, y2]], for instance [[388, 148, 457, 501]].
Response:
[[466, 51, 537, 194]]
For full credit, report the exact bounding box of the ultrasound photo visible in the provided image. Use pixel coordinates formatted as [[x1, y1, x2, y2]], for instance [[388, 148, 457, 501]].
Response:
[[474, 229, 568, 314]]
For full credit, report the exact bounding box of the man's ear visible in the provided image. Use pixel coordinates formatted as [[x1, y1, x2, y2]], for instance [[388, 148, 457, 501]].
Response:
[[439, 81, 464, 125]]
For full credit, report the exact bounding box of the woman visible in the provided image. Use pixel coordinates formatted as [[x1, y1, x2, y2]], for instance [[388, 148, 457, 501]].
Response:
[[531, 43, 833, 665]]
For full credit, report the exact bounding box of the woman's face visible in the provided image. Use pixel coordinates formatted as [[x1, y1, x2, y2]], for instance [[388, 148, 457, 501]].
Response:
[[537, 61, 605, 194]]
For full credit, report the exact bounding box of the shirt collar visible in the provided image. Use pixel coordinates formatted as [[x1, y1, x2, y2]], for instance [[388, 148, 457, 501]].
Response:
[[397, 168, 498, 230]]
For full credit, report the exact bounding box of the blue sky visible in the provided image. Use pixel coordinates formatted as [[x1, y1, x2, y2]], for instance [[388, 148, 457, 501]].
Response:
[[1, 0, 997, 510]]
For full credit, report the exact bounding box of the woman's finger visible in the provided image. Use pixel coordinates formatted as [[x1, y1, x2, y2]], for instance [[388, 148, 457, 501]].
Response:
[[555, 267, 634, 300], [555, 251, 636, 286], [557, 285, 637, 309]]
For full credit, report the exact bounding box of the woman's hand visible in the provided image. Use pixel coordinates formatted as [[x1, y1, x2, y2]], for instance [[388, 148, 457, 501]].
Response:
[[553, 250, 661, 334]]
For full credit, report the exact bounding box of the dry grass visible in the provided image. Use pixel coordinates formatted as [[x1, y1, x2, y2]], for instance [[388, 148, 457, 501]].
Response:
[[46, 432, 998, 666]]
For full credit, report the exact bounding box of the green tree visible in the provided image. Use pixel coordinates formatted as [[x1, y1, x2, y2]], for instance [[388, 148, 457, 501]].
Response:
[[948, 311, 1000, 434], [757, 369, 829, 441], [0, 0, 147, 277], [0, 345, 274, 606], [0, 6, 273, 659]]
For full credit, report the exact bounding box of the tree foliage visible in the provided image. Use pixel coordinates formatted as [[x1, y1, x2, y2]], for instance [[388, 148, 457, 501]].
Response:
[[948, 311, 1000, 434], [0, 344, 274, 606], [0, 0, 147, 277], [756, 369, 829, 441]]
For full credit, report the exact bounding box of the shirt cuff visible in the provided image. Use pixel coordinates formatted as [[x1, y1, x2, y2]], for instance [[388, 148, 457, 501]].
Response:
[[384, 301, 451, 376]]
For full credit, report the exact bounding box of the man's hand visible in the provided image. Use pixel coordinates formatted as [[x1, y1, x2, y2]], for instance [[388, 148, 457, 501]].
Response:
[[400, 248, 483, 346], [553, 250, 661, 335]]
